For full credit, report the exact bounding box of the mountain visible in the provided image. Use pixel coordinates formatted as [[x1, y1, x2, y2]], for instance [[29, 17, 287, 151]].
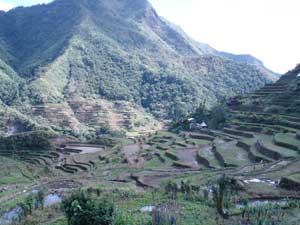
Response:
[[218, 52, 279, 81], [218, 52, 264, 66], [0, 0, 277, 138]]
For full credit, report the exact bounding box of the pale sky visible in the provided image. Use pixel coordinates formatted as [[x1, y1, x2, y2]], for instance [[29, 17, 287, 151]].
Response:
[[0, 0, 299, 74]]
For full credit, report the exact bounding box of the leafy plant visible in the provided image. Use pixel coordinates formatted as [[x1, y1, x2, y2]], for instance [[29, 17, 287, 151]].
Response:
[[61, 190, 114, 225], [210, 175, 236, 218]]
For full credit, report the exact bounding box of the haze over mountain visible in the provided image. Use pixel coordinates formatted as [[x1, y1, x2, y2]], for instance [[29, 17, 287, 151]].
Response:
[[0, 0, 277, 138]]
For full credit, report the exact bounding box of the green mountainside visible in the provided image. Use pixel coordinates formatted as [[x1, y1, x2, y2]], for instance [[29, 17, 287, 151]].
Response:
[[0, 0, 277, 138]]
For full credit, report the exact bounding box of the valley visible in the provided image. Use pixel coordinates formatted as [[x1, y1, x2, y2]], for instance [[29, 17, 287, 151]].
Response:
[[0, 0, 298, 224], [0, 66, 300, 224]]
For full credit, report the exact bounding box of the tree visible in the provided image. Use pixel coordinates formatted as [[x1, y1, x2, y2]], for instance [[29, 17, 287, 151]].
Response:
[[165, 180, 178, 199], [194, 101, 209, 123], [24, 194, 34, 215], [209, 104, 228, 129], [211, 175, 234, 218], [171, 97, 188, 122], [36, 190, 45, 209], [62, 190, 114, 225]]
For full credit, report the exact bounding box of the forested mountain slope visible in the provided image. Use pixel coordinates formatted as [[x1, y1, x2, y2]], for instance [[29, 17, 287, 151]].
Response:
[[0, 0, 277, 138]]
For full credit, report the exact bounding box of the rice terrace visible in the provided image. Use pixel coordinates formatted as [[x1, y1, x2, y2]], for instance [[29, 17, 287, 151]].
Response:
[[0, 0, 299, 224], [0, 65, 299, 224]]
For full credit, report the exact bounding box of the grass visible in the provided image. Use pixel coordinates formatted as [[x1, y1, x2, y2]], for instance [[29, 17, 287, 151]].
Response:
[[146, 132, 197, 154], [245, 181, 282, 197], [145, 157, 163, 168], [114, 137, 135, 147], [197, 148, 220, 168], [145, 155, 175, 169], [114, 191, 156, 224], [147, 133, 176, 147], [261, 139, 298, 158], [93, 182, 139, 192], [249, 146, 273, 162], [256, 134, 299, 158], [144, 132, 216, 169], [288, 173, 300, 182], [274, 133, 300, 150], [0, 156, 34, 185], [0, 176, 29, 185], [46, 217, 67, 225], [112, 190, 218, 225], [0, 192, 29, 213], [211, 130, 241, 140], [216, 143, 252, 167], [237, 137, 274, 162], [186, 138, 211, 145], [233, 120, 299, 133], [12, 205, 65, 225], [232, 113, 300, 133], [242, 138, 256, 146], [46, 180, 300, 225]]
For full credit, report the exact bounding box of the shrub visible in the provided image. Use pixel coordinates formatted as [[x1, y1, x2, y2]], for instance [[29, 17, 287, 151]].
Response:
[[62, 190, 114, 225], [36, 190, 45, 210], [152, 204, 181, 225], [91, 136, 118, 147], [0, 130, 55, 151], [164, 180, 178, 199], [96, 126, 126, 138]]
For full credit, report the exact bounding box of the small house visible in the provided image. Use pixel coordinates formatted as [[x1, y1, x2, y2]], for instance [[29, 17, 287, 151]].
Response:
[[200, 121, 208, 129], [189, 120, 208, 130]]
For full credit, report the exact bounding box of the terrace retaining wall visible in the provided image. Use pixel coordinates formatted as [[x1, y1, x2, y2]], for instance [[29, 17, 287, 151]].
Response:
[[255, 141, 282, 160], [196, 153, 211, 168], [212, 146, 225, 167], [273, 137, 298, 151], [279, 177, 300, 191], [189, 134, 214, 141], [164, 151, 179, 161], [223, 128, 254, 138]]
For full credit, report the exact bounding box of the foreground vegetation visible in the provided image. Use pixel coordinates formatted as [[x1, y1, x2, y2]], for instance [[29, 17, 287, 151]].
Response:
[[4, 174, 300, 225]]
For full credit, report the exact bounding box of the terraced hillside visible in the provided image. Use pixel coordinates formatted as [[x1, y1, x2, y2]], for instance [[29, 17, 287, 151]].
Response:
[[1, 66, 300, 224], [227, 68, 300, 154], [1, 127, 300, 224], [7, 76, 299, 189], [224, 64, 300, 186], [229, 64, 300, 114], [29, 99, 162, 136]]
